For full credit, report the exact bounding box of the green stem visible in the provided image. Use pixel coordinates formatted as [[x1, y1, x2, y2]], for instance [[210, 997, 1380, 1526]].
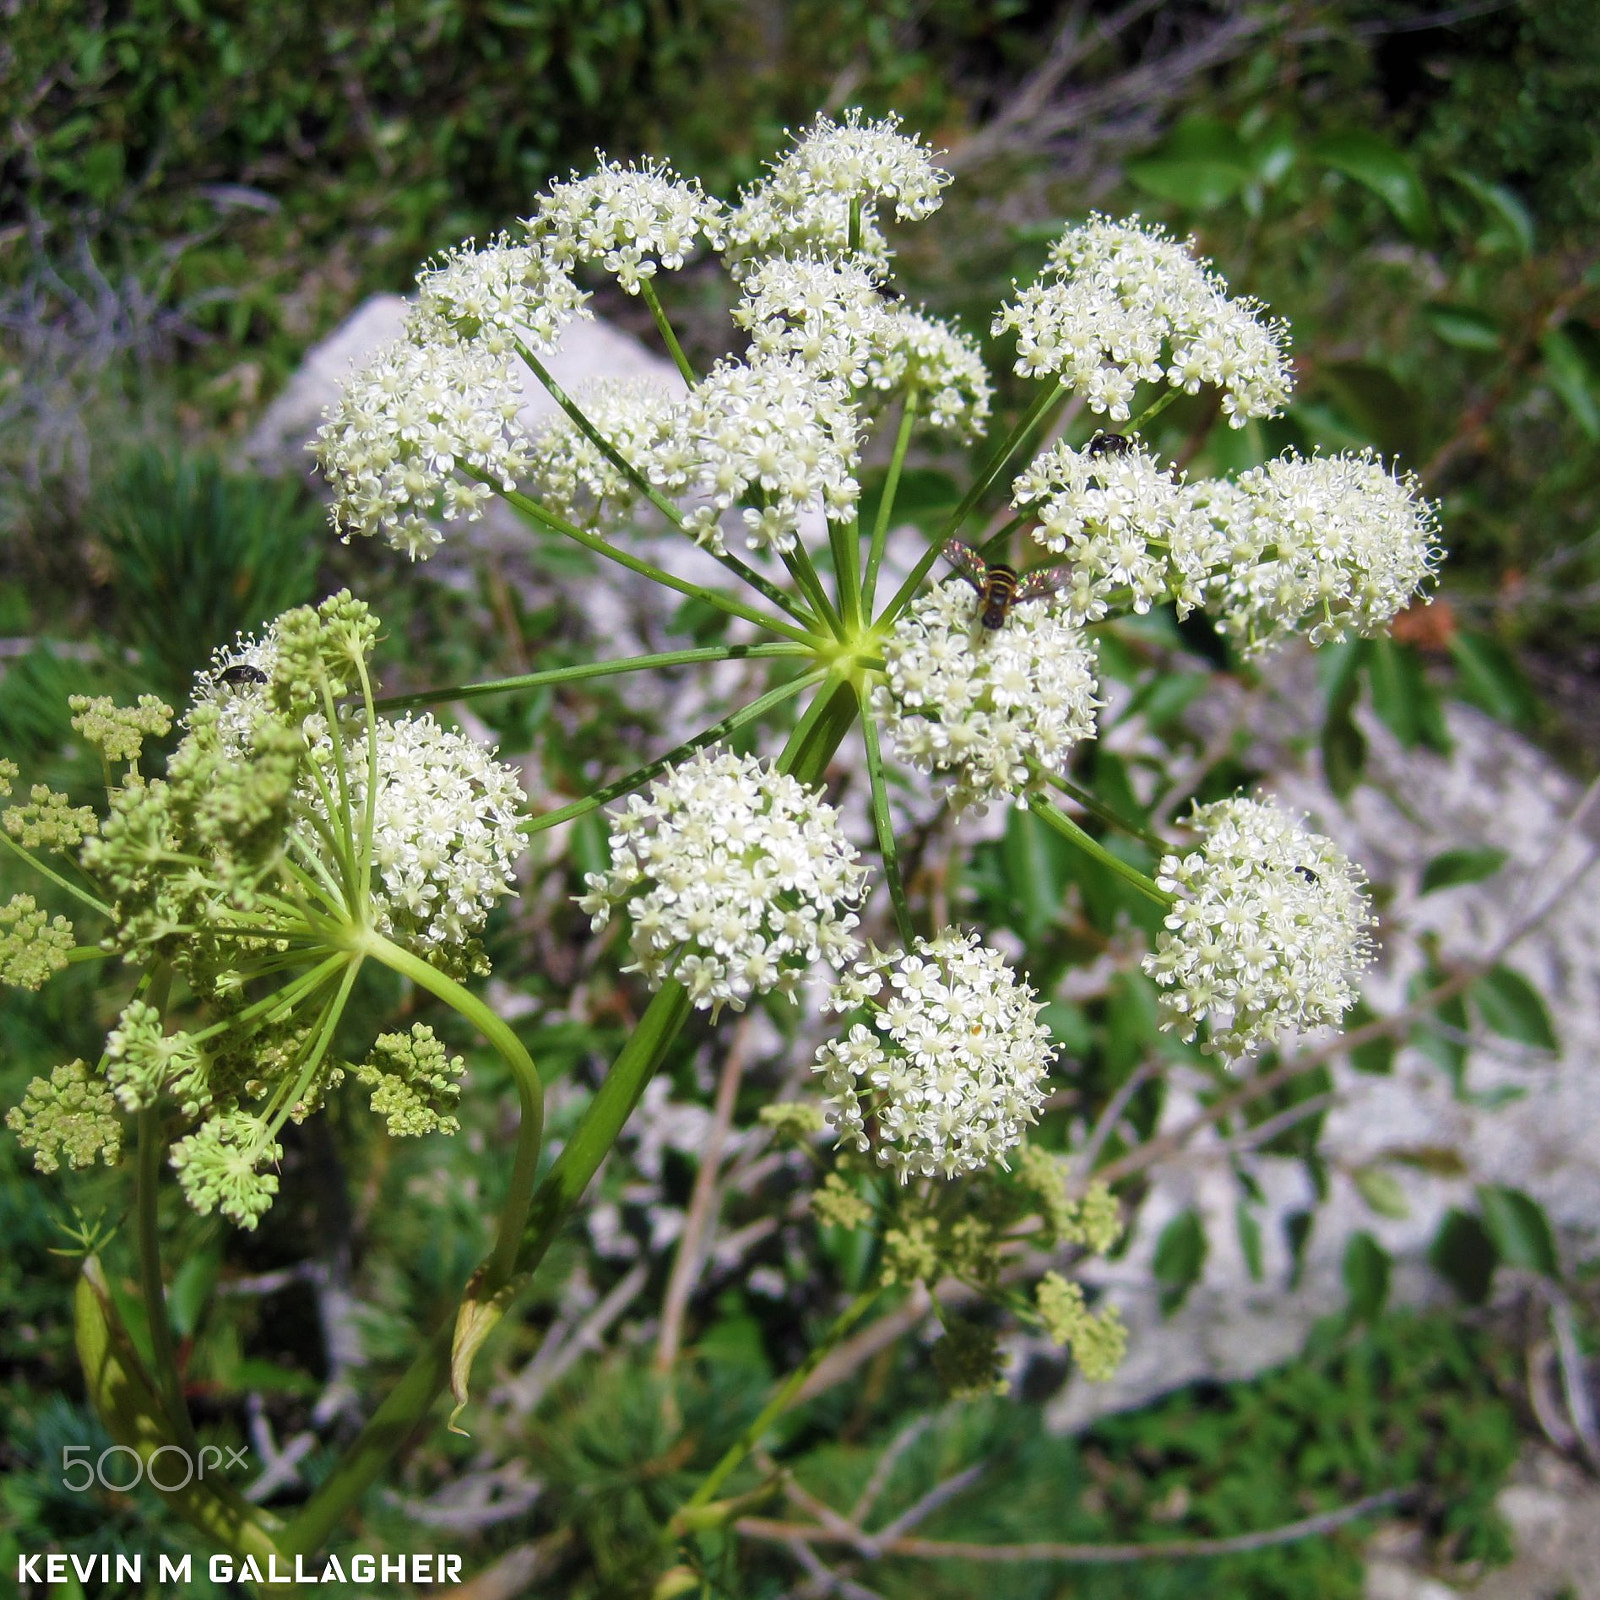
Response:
[[681, 1288, 879, 1514], [857, 695, 915, 947], [828, 515, 863, 632], [638, 277, 697, 385], [136, 1107, 198, 1455], [1126, 386, 1182, 433], [0, 831, 112, 918], [879, 379, 1066, 625], [1027, 795, 1173, 907], [864, 388, 918, 612], [779, 542, 843, 638], [376, 643, 812, 713], [360, 932, 544, 1292], [1038, 768, 1169, 852], [514, 341, 813, 629], [503, 486, 820, 648], [523, 669, 825, 836], [847, 198, 863, 255]]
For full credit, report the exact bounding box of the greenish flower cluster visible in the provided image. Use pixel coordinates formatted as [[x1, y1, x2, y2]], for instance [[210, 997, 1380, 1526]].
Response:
[[353, 1023, 466, 1137], [5, 1060, 123, 1174], [3, 785, 99, 850], [169, 1110, 283, 1230], [0, 893, 75, 989], [1017, 1144, 1123, 1255], [1035, 1272, 1128, 1383], [931, 1317, 1008, 1401], [69, 694, 173, 767]]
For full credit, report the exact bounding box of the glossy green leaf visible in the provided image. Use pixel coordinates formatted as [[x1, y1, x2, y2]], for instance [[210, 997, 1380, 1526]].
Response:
[[1447, 631, 1539, 727], [1421, 846, 1508, 893], [1367, 637, 1450, 753], [1317, 361, 1421, 461], [1470, 964, 1558, 1051], [1476, 1185, 1560, 1279], [1153, 1208, 1207, 1316], [1447, 169, 1535, 256], [1430, 1209, 1497, 1303], [1127, 158, 1250, 209], [1311, 130, 1434, 240], [1423, 304, 1503, 352], [1542, 326, 1600, 438], [1342, 1231, 1392, 1326], [1321, 658, 1367, 800]]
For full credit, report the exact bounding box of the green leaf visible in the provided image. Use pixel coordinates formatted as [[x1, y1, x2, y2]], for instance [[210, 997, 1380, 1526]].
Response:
[[1002, 804, 1064, 939], [1430, 1209, 1497, 1303], [1344, 999, 1394, 1075], [1447, 632, 1538, 727], [1310, 130, 1434, 241], [1470, 964, 1558, 1052], [1153, 1208, 1207, 1316], [1367, 637, 1450, 753], [1542, 325, 1600, 439], [1126, 158, 1250, 210], [1341, 1231, 1392, 1326], [1421, 847, 1508, 894], [1422, 304, 1503, 353], [1284, 1209, 1314, 1290], [1476, 1185, 1560, 1279], [1321, 658, 1367, 800], [1235, 1200, 1264, 1284], [1446, 169, 1535, 257], [1353, 1167, 1410, 1220], [1317, 361, 1421, 462]]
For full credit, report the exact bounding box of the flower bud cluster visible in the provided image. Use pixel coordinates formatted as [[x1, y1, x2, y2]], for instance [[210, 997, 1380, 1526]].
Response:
[[873, 582, 1100, 814], [994, 215, 1292, 425], [816, 930, 1055, 1181], [578, 749, 868, 1014], [1014, 438, 1221, 622], [528, 157, 725, 293], [1144, 796, 1375, 1058], [1196, 450, 1442, 655]]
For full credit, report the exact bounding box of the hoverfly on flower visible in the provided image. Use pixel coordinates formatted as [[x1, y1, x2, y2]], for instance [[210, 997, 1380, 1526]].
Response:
[[943, 540, 1070, 630]]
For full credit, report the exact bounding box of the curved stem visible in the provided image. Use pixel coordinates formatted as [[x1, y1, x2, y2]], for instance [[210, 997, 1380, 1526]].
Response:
[[376, 642, 812, 712], [680, 1288, 880, 1516], [502, 485, 820, 647], [1027, 795, 1173, 908], [1038, 768, 1169, 852], [1126, 386, 1182, 433], [864, 388, 918, 612], [638, 277, 697, 385]]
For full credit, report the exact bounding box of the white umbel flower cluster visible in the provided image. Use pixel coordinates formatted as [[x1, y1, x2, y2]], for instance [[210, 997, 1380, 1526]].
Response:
[[525, 378, 678, 526], [724, 109, 950, 277], [653, 357, 861, 555], [994, 215, 1292, 426], [866, 309, 993, 438], [731, 254, 889, 385], [816, 930, 1055, 1181], [1196, 450, 1442, 656], [576, 749, 869, 1014], [1013, 438, 1221, 622], [1143, 796, 1374, 1059], [190, 630, 279, 753], [308, 714, 526, 958], [873, 583, 1100, 814], [412, 233, 590, 354], [312, 336, 530, 559], [527, 157, 725, 293]]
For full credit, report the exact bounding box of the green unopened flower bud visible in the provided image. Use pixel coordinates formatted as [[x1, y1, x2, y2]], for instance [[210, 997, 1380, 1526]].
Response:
[[931, 1318, 1008, 1401], [0, 894, 74, 989], [355, 1023, 465, 1137], [3, 785, 99, 850], [760, 1101, 826, 1143], [6, 1060, 122, 1173], [1035, 1271, 1127, 1382], [69, 694, 173, 766], [811, 1171, 873, 1232], [169, 1112, 282, 1231]]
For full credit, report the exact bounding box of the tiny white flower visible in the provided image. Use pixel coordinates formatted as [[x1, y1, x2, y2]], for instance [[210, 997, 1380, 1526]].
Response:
[[865, 308, 993, 439], [873, 583, 1100, 814], [528, 156, 726, 292], [816, 930, 1055, 1180], [993, 215, 1292, 426], [1194, 449, 1443, 656], [412, 232, 590, 355], [312, 334, 532, 558], [724, 108, 950, 278], [1143, 796, 1375, 1059], [578, 748, 869, 1015], [731, 254, 890, 385], [525, 377, 679, 526], [1013, 437, 1223, 623], [653, 356, 861, 555]]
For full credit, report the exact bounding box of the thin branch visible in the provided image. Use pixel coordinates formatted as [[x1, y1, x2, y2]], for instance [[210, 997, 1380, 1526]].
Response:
[[849, 1416, 932, 1526], [738, 1484, 1410, 1564], [872, 1462, 988, 1543], [1077, 1058, 1159, 1173]]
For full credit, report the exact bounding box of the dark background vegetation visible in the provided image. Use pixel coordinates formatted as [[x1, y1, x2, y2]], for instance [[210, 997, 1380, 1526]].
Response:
[[2, 2, 1597, 1595]]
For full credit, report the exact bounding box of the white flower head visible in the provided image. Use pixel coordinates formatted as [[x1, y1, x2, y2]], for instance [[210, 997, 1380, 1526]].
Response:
[[306, 714, 526, 958], [731, 254, 890, 385], [866, 308, 993, 439], [577, 748, 869, 1015], [312, 334, 531, 559], [724, 109, 950, 278], [873, 583, 1100, 814], [1196, 449, 1443, 656], [1143, 796, 1375, 1059], [816, 930, 1056, 1181], [1013, 437, 1223, 623], [526, 377, 679, 526], [653, 356, 861, 555], [412, 232, 590, 355], [994, 215, 1292, 426], [527, 156, 726, 292]]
